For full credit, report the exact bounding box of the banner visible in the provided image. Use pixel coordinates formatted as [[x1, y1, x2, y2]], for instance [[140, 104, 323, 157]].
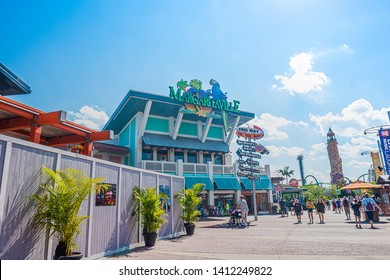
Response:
[[379, 129, 390, 175], [370, 151, 383, 180]]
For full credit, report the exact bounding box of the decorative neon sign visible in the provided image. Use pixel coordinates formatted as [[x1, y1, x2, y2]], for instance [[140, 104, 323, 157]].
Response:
[[169, 79, 240, 117]]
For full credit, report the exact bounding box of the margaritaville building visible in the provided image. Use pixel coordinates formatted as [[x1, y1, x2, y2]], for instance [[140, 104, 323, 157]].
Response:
[[101, 79, 273, 214]]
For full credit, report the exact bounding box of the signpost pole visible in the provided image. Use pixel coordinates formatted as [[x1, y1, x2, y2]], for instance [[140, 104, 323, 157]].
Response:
[[251, 178, 258, 221]]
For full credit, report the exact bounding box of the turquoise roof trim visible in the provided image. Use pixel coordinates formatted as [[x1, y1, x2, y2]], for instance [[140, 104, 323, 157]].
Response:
[[213, 177, 241, 191], [142, 133, 229, 153], [103, 90, 255, 134], [241, 176, 273, 190], [185, 176, 213, 191]]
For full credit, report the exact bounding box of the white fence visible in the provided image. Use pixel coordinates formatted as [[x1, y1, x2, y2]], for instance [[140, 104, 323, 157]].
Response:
[[0, 135, 185, 260]]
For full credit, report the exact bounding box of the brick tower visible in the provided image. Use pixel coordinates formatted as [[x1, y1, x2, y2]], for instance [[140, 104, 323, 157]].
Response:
[[327, 128, 344, 185]]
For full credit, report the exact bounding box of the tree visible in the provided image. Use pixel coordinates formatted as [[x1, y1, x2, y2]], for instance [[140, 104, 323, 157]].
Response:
[[278, 166, 295, 185]]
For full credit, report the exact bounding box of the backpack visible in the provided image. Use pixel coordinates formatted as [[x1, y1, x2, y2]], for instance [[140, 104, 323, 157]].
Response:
[[366, 200, 374, 211]]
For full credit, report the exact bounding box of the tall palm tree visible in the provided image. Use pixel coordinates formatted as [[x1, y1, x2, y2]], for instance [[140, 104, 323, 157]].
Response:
[[278, 166, 295, 185]]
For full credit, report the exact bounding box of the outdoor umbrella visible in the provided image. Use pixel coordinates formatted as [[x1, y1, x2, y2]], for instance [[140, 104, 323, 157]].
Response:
[[339, 181, 382, 190]]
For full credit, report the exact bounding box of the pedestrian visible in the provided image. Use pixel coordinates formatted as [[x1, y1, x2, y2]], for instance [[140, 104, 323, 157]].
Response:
[[315, 197, 326, 224], [336, 198, 342, 214], [238, 195, 249, 227], [293, 198, 303, 224], [285, 199, 290, 217], [342, 196, 351, 220], [332, 198, 337, 213], [306, 199, 315, 224], [362, 193, 381, 229], [325, 199, 331, 211], [279, 198, 286, 217], [290, 199, 295, 216], [351, 199, 362, 229]]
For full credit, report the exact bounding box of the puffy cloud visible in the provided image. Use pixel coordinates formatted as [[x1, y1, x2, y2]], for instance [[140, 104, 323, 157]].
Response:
[[69, 105, 109, 130], [345, 159, 372, 171], [247, 113, 308, 141], [309, 99, 390, 137], [272, 51, 330, 95], [308, 142, 327, 159], [266, 145, 305, 158]]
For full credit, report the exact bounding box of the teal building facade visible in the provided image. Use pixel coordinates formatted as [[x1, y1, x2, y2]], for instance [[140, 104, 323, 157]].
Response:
[[102, 88, 273, 213]]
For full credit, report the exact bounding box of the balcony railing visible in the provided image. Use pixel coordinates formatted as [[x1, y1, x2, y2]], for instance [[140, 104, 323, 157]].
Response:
[[141, 160, 177, 173], [140, 160, 267, 177]]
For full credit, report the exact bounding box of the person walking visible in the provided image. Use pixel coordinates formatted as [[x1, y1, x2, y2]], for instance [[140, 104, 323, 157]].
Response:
[[342, 196, 351, 220], [238, 195, 249, 227], [293, 198, 303, 224], [332, 198, 337, 213], [362, 193, 381, 229], [316, 197, 326, 224], [279, 198, 287, 217], [306, 199, 315, 224], [336, 198, 342, 214], [290, 199, 295, 216], [351, 199, 362, 229]]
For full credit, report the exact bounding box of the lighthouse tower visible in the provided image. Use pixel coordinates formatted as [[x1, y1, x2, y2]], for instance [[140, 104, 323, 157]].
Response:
[[327, 128, 344, 185]]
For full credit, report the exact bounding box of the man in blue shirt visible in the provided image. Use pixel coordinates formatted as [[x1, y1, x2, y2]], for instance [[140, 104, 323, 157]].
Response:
[[362, 193, 381, 229]]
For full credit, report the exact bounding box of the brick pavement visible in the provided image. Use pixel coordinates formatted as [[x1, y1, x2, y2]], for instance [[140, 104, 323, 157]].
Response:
[[102, 211, 390, 260]]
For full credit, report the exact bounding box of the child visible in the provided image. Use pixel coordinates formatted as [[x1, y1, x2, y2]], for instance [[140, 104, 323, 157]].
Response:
[[351, 199, 362, 229], [306, 199, 315, 224]]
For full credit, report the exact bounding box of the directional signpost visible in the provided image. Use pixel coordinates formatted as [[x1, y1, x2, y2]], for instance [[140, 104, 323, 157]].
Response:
[[235, 126, 266, 221]]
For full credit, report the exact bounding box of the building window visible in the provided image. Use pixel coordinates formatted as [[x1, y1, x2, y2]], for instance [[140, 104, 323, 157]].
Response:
[[142, 149, 153, 160], [214, 154, 223, 165], [203, 153, 211, 164], [157, 150, 168, 161], [174, 151, 184, 162], [187, 152, 197, 163]]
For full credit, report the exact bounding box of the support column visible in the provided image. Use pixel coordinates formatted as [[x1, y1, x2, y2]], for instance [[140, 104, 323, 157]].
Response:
[[82, 141, 93, 156], [29, 124, 42, 143]]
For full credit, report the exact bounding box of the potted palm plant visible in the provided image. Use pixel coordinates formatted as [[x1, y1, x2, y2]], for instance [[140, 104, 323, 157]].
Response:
[[31, 166, 104, 259], [132, 186, 167, 247], [175, 183, 204, 235]]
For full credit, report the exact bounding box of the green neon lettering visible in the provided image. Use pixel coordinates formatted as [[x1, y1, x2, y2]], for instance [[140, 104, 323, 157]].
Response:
[[169, 86, 182, 100]]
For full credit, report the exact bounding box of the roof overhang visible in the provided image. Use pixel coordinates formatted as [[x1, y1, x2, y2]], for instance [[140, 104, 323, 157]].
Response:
[[142, 133, 229, 153], [0, 96, 113, 153], [0, 63, 31, 96], [104, 90, 255, 134]]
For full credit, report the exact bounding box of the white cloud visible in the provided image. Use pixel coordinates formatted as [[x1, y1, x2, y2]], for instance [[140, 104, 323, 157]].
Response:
[[273, 51, 330, 95], [309, 99, 390, 137], [69, 105, 109, 130], [266, 145, 305, 158], [308, 142, 327, 159], [247, 113, 308, 141], [345, 159, 372, 171]]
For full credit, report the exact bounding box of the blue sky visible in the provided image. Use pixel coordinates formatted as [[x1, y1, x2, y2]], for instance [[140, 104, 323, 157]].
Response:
[[2, 0, 390, 184]]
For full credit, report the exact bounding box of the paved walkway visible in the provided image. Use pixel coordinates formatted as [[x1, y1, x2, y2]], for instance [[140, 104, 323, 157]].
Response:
[[103, 211, 390, 260]]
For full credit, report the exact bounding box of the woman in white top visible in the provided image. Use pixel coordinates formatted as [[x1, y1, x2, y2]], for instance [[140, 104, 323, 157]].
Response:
[[238, 195, 249, 226]]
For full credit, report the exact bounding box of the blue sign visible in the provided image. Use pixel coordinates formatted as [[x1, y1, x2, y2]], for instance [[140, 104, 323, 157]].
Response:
[[379, 129, 390, 175]]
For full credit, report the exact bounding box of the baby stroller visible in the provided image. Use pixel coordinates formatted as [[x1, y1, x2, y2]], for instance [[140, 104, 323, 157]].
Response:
[[228, 209, 244, 227]]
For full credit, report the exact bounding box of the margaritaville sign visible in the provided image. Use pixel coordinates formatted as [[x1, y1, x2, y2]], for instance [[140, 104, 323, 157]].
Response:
[[169, 79, 240, 118]]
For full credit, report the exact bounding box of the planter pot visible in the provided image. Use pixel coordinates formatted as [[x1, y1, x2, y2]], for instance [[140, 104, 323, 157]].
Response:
[[53, 242, 83, 260], [56, 252, 83, 260], [184, 223, 196, 235], [143, 233, 157, 247]]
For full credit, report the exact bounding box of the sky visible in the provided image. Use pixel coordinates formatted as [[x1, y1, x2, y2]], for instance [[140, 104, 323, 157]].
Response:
[[1, 0, 390, 184]]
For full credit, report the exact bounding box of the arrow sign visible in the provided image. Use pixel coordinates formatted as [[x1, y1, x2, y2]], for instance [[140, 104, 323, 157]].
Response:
[[246, 159, 259, 166], [237, 159, 246, 165], [247, 175, 259, 180], [238, 165, 261, 173], [242, 145, 257, 152], [237, 171, 251, 177], [236, 139, 257, 146], [236, 149, 261, 159]]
